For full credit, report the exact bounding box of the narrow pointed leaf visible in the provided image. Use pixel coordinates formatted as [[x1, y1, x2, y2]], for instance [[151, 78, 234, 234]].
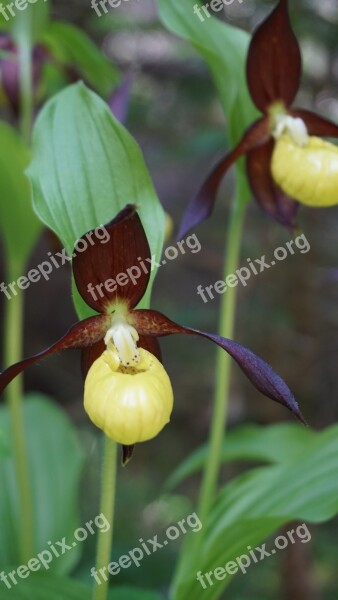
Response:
[[291, 108, 338, 138], [178, 118, 269, 238], [27, 83, 166, 320], [172, 425, 338, 599], [247, 0, 301, 112], [0, 395, 84, 573], [0, 122, 41, 271], [246, 140, 299, 229], [134, 310, 305, 424], [73, 206, 151, 313], [158, 0, 259, 224], [0, 574, 162, 600], [41, 21, 119, 97], [165, 423, 315, 490], [0, 316, 108, 396], [157, 0, 258, 145]]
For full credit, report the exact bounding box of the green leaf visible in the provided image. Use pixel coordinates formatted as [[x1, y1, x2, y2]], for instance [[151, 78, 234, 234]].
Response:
[[109, 586, 163, 600], [27, 82, 166, 319], [172, 424, 338, 600], [0, 395, 84, 574], [157, 0, 259, 201], [0, 574, 163, 600], [0, 121, 41, 275], [0, 427, 9, 456], [158, 0, 257, 143], [165, 423, 315, 490], [41, 21, 120, 98], [0, 574, 91, 600]]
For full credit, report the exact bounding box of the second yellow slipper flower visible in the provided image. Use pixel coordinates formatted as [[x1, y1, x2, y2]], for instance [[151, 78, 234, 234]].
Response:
[[272, 133, 338, 207]]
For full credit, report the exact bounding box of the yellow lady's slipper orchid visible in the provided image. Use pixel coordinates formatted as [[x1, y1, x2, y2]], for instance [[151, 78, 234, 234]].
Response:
[[0, 205, 305, 463], [179, 0, 338, 235], [84, 344, 173, 445], [272, 133, 338, 207]]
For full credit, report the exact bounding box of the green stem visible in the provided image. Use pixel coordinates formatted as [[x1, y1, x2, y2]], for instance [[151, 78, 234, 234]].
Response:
[[93, 437, 118, 600], [197, 193, 247, 526], [4, 274, 34, 562]]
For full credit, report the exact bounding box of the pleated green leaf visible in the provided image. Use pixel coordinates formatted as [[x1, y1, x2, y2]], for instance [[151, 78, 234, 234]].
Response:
[[0, 574, 163, 599], [0, 395, 84, 574], [157, 0, 259, 201], [171, 425, 338, 600], [165, 423, 315, 490], [27, 82, 166, 318]]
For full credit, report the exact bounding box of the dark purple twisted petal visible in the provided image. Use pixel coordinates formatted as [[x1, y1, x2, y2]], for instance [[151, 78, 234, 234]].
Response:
[[178, 118, 270, 239], [0, 315, 109, 396], [133, 309, 306, 425]]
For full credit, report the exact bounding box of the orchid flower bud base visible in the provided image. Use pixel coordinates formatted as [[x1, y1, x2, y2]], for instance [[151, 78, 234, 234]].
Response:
[[84, 346, 173, 445], [272, 134, 338, 207]]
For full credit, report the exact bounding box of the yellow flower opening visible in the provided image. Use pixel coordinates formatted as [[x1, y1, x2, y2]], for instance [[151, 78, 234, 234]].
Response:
[[271, 116, 338, 207], [84, 344, 174, 445]]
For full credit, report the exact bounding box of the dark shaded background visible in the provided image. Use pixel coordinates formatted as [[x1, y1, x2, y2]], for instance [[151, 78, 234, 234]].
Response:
[[1, 0, 338, 597]]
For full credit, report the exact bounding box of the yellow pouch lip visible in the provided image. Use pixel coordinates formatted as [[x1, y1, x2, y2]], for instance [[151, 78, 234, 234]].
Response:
[[271, 134, 338, 207], [84, 347, 174, 445]]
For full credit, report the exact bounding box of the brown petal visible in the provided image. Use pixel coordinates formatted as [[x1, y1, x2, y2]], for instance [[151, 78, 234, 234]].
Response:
[[0, 316, 109, 395], [246, 140, 299, 230], [122, 445, 134, 466], [133, 310, 306, 425], [247, 0, 301, 113], [81, 339, 106, 379], [178, 118, 270, 239], [72, 205, 151, 313], [138, 335, 162, 362], [291, 109, 338, 138]]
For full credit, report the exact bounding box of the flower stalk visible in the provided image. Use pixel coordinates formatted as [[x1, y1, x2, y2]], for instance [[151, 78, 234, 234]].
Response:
[[93, 437, 118, 600], [4, 264, 34, 563], [197, 189, 247, 530]]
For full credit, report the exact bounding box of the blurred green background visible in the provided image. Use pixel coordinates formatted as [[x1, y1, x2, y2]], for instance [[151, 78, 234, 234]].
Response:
[[1, 0, 338, 597]]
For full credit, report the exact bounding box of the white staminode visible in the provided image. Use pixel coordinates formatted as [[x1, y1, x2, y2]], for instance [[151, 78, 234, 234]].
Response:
[[104, 318, 140, 366], [273, 115, 309, 147]]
